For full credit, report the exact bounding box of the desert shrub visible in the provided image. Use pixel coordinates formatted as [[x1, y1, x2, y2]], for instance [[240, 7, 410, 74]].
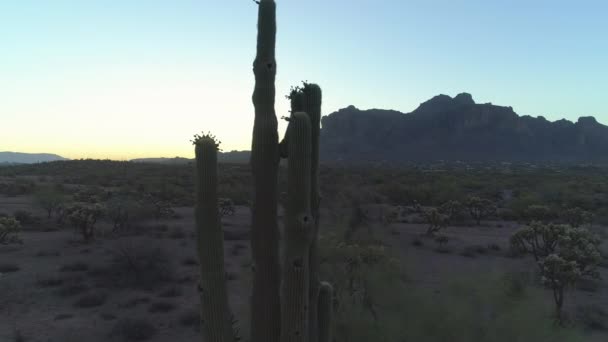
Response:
[[219, 198, 236, 217], [102, 241, 174, 290], [422, 207, 448, 236], [119, 297, 151, 309], [511, 223, 601, 323], [105, 196, 144, 233], [0, 263, 20, 273], [465, 196, 496, 225], [320, 231, 585, 342], [522, 204, 556, 223], [0, 216, 22, 244], [74, 292, 107, 308], [181, 256, 199, 266], [13, 209, 39, 225], [577, 304, 608, 331], [56, 283, 89, 297], [168, 226, 186, 239], [561, 207, 594, 228], [411, 238, 423, 247], [439, 200, 465, 223], [179, 309, 200, 328], [111, 318, 157, 341], [147, 301, 176, 313], [36, 275, 64, 287], [434, 234, 449, 253], [34, 188, 66, 219], [59, 262, 89, 272], [66, 203, 104, 242], [158, 286, 182, 298]]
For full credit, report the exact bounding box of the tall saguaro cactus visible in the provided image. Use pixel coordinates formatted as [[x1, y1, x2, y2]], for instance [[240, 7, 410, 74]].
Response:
[[193, 134, 234, 342], [281, 112, 314, 342], [195, 2, 332, 342], [250, 1, 281, 342], [302, 83, 322, 342]]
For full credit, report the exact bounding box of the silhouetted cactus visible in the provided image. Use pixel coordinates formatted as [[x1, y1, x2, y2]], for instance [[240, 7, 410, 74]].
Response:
[[250, 1, 282, 341], [281, 112, 313, 342], [193, 1, 332, 341], [193, 133, 234, 342]]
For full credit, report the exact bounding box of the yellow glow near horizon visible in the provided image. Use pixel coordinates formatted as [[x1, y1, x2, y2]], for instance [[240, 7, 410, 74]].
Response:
[[1, 64, 291, 160]]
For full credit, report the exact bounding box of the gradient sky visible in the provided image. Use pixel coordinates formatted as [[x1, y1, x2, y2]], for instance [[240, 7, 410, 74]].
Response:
[[1, 0, 607, 160]]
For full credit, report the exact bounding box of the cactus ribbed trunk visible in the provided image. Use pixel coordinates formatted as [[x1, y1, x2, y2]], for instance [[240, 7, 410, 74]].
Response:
[[317, 282, 333, 342], [194, 141, 234, 342], [250, 1, 281, 342], [281, 112, 313, 342], [303, 84, 322, 342]]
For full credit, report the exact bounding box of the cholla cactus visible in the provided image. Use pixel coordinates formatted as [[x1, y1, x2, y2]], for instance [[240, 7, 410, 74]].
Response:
[[511, 222, 601, 324], [539, 254, 581, 324], [523, 204, 555, 223], [561, 207, 594, 227], [510, 222, 568, 262], [465, 196, 496, 225], [422, 207, 449, 236], [0, 216, 22, 245], [439, 200, 464, 222], [67, 203, 104, 242]]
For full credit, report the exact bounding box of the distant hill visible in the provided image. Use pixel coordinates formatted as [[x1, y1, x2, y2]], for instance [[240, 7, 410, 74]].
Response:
[[320, 93, 608, 163], [0, 152, 68, 164], [130, 150, 251, 165]]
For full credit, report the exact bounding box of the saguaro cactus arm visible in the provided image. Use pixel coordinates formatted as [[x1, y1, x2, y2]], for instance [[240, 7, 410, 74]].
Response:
[[193, 133, 234, 342]]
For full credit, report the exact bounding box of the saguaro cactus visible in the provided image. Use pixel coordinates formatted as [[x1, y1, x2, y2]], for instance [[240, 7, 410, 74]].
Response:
[[250, 0, 282, 342], [193, 133, 234, 342], [194, 1, 333, 342], [281, 112, 314, 342], [302, 82, 323, 342]]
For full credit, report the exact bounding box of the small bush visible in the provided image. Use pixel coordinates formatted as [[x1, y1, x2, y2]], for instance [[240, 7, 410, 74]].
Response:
[[37, 276, 64, 287], [59, 262, 89, 272], [54, 313, 73, 320], [96, 241, 174, 290], [74, 293, 107, 308], [100, 312, 117, 321], [158, 286, 182, 298], [181, 257, 198, 266], [168, 226, 186, 239], [56, 283, 89, 297], [148, 301, 176, 313], [411, 238, 423, 247], [0, 263, 20, 273], [577, 304, 608, 331], [13, 210, 38, 225], [111, 318, 157, 341], [487, 243, 501, 251], [179, 309, 200, 328], [119, 297, 150, 309]]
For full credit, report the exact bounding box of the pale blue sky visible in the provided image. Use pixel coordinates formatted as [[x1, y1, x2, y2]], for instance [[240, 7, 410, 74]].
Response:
[[1, 0, 607, 159]]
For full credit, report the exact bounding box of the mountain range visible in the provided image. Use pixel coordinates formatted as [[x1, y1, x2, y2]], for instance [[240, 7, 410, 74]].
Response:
[[0, 152, 68, 165], [3, 93, 607, 164], [320, 93, 608, 163]]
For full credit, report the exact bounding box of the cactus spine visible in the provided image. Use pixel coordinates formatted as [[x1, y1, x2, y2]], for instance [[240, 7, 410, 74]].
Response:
[[194, 135, 234, 342], [251, 1, 281, 342], [281, 112, 314, 342]]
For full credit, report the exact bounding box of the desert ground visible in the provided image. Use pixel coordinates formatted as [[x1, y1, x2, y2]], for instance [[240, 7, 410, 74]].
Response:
[[1, 162, 608, 341]]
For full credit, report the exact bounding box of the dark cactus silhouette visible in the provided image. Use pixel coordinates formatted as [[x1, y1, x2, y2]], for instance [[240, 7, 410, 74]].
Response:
[[194, 2, 332, 342], [193, 133, 234, 342]]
